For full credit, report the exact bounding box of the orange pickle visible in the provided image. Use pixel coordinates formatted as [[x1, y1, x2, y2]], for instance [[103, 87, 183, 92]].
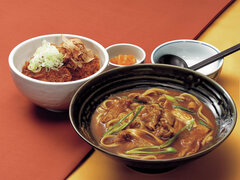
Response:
[[110, 54, 137, 65]]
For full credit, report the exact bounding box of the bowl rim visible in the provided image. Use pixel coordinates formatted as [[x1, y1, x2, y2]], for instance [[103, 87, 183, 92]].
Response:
[[106, 43, 146, 67], [69, 64, 237, 163], [8, 34, 109, 86], [150, 39, 224, 76]]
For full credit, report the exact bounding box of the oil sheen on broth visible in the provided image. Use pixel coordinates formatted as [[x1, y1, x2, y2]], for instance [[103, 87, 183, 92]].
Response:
[[91, 88, 216, 160]]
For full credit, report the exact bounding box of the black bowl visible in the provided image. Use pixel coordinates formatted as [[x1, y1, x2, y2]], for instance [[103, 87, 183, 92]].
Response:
[[69, 64, 237, 173]]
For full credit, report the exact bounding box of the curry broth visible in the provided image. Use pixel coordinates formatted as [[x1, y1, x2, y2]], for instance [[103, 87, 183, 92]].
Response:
[[91, 88, 216, 160]]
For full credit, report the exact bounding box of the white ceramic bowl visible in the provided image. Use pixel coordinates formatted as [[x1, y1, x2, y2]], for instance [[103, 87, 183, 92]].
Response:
[[9, 34, 109, 111], [151, 40, 223, 80], [106, 43, 146, 70]]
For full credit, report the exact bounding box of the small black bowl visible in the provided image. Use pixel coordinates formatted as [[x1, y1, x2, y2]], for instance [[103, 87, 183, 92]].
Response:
[[69, 64, 237, 173]]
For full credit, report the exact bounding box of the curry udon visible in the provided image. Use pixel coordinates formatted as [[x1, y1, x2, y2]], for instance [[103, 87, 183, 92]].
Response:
[[91, 88, 216, 160]]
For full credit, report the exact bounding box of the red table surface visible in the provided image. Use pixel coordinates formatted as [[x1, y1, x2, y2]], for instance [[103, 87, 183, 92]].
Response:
[[0, 0, 234, 179]]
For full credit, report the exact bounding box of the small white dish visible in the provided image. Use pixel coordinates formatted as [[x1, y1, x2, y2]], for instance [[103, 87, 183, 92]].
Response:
[[151, 39, 223, 80], [106, 43, 146, 70]]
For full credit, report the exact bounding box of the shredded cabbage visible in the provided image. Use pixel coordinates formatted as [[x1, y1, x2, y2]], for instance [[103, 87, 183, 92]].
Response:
[[28, 40, 64, 72]]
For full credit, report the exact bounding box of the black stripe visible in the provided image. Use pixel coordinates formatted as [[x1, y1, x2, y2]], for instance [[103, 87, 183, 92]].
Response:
[[65, 148, 95, 179]]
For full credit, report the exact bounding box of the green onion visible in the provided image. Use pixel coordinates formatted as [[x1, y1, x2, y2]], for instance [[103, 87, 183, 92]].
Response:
[[126, 147, 177, 154], [164, 94, 178, 103], [103, 109, 135, 137], [118, 96, 130, 99], [199, 119, 212, 129], [159, 118, 195, 148], [103, 105, 144, 137], [125, 119, 195, 155], [172, 105, 195, 114], [28, 40, 64, 72], [118, 96, 147, 104]]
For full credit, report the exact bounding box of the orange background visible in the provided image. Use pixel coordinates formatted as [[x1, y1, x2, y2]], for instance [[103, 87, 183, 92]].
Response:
[[0, 0, 238, 179]]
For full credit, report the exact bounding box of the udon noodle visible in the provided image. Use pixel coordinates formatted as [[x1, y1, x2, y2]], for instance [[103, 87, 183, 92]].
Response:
[[91, 88, 216, 160]]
